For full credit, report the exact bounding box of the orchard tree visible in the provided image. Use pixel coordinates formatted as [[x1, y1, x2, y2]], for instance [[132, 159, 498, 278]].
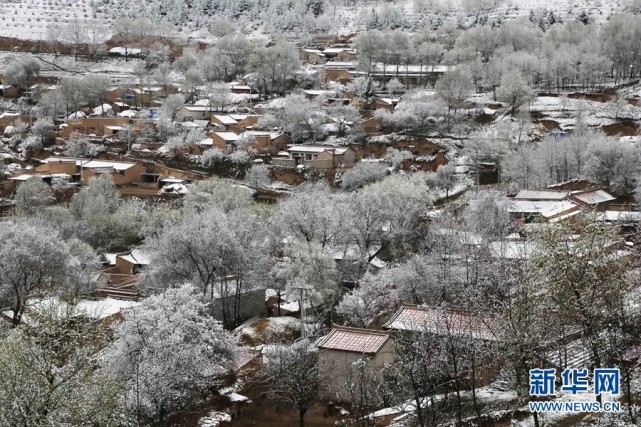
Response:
[[435, 66, 473, 116], [46, 22, 64, 58], [14, 178, 53, 216], [261, 340, 325, 427], [4, 57, 41, 93], [341, 162, 388, 190], [106, 284, 237, 422], [348, 76, 380, 107], [0, 303, 132, 425], [497, 70, 535, 115], [0, 222, 72, 325]]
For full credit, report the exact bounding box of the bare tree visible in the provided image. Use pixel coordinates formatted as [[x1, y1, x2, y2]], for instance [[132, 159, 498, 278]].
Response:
[[261, 340, 326, 427]]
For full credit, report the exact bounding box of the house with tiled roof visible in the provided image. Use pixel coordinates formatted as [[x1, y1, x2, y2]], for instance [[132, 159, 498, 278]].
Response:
[[383, 304, 498, 341], [317, 325, 394, 403]]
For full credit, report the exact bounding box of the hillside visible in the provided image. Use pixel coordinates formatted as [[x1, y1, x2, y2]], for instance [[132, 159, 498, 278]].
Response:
[[0, 0, 630, 42]]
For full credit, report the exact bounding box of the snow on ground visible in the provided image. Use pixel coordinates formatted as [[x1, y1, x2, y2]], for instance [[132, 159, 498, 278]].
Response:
[[369, 385, 519, 420], [235, 316, 303, 344], [0, 51, 142, 85], [1, 296, 139, 324]]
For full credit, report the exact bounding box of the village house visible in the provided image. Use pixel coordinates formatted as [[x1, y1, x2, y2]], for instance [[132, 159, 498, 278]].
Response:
[[567, 189, 617, 211], [368, 64, 451, 86], [210, 114, 261, 133], [208, 131, 290, 155], [375, 98, 400, 112], [383, 304, 497, 341], [324, 62, 359, 84], [508, 188, 620, 223], [230, 85, 252, 95], [209, 131, 243, 152], [317, 325, 394, 403], [176, 105, 215, 122], [59, 117, 131, 139], [114, 249, 150, 275], [383, 304, 500, 386], [272, 145, 356, 169], [321, 48, 357, 62], [79, 160, 146, 186], [300, 48, 326, 64]]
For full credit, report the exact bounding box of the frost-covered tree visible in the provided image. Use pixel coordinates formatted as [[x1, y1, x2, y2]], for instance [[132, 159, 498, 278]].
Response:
[[32, 118, 54, 145], [106, 284, 237, 422], [46, 22, 64, 58], [246, 164, 271, 188], [341, 161, 388, 190], [464, 190, 511, 240], [261, 340, 324, 427], [348, 76, 380, 106], [70, 174, 120, 221], [497, 70, 535, 115], [275, 182, 341, 249], [384, 147, 413, 169], [4, 57, 41, 93], [141, 206, 267, 327], [183, 177, 254, 214], [247, 41, 301, 95], [336, 272, 393, 327], [14, 178, 52, 217], [0, 303, 132, 425], [65, 134, 102, 158], [436, 163, 457, 199], [435, 66, 473, 116], [0, 222, 72, 325], [584, 139, 639, 196]]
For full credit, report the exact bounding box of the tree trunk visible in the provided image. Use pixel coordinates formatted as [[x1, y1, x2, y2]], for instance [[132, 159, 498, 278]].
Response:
[[299, 407, 306, 427]]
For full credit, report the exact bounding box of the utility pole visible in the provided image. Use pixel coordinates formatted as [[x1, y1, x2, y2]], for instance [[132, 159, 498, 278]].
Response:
[[292, 285, 311, 339]]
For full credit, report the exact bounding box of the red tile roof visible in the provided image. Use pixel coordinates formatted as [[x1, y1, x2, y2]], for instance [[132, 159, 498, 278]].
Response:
[[383, 305, 497, 341], [317, 326, 390, 354]]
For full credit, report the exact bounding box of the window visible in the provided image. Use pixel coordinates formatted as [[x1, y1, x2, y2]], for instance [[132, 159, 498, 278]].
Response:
[[305, 153, 313, 161]]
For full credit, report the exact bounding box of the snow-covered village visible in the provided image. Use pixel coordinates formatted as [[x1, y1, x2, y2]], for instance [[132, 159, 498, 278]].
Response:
[[2, 0, 641, 425]]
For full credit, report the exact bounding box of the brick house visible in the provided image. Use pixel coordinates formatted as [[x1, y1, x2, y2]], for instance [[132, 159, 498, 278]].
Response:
[[317, 326, 394, 403]]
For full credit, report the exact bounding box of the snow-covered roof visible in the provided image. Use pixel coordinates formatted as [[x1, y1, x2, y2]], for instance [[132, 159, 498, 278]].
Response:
[[322, 48, 355, 54], [82, 160, 137, 171], [90, 104, 114, 116], [323, 61, 358, 69], [8, 174, 35, 181], [213, 131, 242, 141], [118, 110, 138, 118], [68, 111, 86, 119], [383, 305, 498, 341], [182, 105, 212, 112], [514, 189, 569, 200], [287, 145, 348, 155], [244, 131, 282, 139], [570, 190, 616, 205], [198, 138, 213, 146], [317, 326, 390, 354], [303, 89, 335, 96], [371, 63, 451, 74], [212, 115, 238, 125], [117, 249, 150, 265], [302, 48, 324, 55], [508, 200, 578, 217], [2, 297, 139, 324], [539, 201, 579, 219]]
